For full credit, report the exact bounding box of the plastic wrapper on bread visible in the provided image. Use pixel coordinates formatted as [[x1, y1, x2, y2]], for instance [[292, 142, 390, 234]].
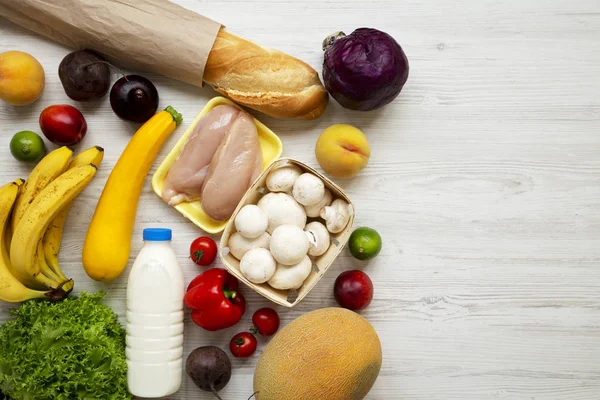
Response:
[[0, 0, 329, 120]]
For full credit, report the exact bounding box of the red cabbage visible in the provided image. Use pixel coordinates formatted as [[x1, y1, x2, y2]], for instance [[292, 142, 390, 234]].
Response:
[[322, 28, 409, 111]]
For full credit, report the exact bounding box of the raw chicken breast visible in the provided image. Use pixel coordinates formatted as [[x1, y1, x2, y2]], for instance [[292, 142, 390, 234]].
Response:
[[201, 111, 263, 221], [161, 105, 240, 206]]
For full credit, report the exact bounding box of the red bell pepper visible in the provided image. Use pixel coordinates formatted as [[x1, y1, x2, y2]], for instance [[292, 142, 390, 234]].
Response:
[[184, 268, 246, 331]]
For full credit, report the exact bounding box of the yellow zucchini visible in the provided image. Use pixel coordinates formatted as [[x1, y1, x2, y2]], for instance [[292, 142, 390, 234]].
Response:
[[82, 107, 182, 281]]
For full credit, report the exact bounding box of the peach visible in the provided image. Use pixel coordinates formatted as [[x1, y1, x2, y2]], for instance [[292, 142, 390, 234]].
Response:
[[0, 51, 45, 106], [315, 124, 370, 179]]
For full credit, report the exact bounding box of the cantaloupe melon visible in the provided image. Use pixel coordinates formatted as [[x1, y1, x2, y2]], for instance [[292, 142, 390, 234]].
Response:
[[253, 307, 382, 400]]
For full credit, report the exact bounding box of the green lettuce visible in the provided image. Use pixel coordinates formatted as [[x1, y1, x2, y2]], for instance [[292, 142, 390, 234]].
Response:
[[0, 292, 131, 400]]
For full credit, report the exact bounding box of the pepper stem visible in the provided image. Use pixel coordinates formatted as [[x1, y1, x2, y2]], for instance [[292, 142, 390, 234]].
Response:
[[222, 286, 237, 300], [322, 31, 346, 51]]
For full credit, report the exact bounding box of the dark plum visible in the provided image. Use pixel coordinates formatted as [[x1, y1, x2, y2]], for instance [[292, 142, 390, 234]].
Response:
[[109, 75, 158, 123]]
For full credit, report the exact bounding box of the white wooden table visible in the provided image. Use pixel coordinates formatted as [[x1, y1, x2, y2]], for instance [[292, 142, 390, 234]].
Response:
[[2, 1, 600, 399]]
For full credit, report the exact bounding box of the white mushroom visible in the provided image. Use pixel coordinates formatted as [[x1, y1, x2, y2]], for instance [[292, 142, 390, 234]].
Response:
[[304, 221, 330, 257], [257, 192, 307, 234], [292, 173, 325, 206], [240, 248, 276, 284], [266, 165, 302, 193], [320, 199, 351, 233], [304, 188, 333, 218], [228, 232, 271, 260], [270, 224, 309, 265], [268, 256, 313, 290], [234, 205, 268, 238]]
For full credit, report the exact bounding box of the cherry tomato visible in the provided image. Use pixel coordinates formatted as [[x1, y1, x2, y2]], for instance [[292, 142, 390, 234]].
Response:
[[189, 236, 218, 266], [229, 332, 257, 358], [251, 307, 280, 336]]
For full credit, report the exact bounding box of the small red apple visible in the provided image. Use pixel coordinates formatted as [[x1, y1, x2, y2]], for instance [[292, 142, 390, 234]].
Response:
[[334, 270, 374, 311], [39, 104, 87, 146]]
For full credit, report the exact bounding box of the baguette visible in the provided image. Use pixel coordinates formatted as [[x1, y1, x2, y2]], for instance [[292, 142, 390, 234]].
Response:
[[204, 29, 329, 120]]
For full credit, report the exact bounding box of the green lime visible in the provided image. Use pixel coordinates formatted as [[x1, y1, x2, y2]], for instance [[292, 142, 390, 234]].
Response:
[[10, 130, 46, 162], [349, 227, 382, 260]]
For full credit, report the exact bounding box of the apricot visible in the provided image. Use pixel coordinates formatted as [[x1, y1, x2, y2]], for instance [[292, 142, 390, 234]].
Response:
[[0, 51, 45, 106], [315, 124, 370, 179]]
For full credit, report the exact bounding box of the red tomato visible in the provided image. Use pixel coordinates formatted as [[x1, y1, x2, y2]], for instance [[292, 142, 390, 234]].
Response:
[[251, 308, 280, 336], [229, 332, 257, 358], [189, 236, 217, 266]]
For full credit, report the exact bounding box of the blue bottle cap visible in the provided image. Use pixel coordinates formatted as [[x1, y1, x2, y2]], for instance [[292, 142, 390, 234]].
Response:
[[143, 228, 172, 241]]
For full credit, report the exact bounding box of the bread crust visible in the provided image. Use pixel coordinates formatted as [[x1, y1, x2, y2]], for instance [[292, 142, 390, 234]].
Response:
[[204, 30, 329, 120]]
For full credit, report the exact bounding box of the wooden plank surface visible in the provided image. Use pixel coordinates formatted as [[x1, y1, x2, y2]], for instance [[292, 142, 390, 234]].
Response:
[[1, 0, 600, 399]]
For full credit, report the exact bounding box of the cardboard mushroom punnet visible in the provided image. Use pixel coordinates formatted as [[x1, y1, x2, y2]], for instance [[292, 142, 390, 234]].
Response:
[[220, 158, 355, 307]]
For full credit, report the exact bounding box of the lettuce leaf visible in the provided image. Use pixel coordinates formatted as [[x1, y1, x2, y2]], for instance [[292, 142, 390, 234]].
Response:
[[0, 292, 131, 399]]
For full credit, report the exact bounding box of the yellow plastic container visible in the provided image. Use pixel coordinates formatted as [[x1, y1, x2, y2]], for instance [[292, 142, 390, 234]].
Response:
[[152, 97, 283, 234]]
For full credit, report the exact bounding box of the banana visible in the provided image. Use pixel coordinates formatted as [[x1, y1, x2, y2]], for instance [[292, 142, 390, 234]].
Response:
[[43, 146, 104, 279], [1, 182, 22, 265], [4, 178, 25, 245], [43, 212, 69, 278], [37, 243, 74, 294], [69, 146, 105, 170], [10, 164, 97, 290], [0, 181, 51, 303], [12, 146, 73, 233], [3, 178, 47, 291], [38, 241, 64, 282]]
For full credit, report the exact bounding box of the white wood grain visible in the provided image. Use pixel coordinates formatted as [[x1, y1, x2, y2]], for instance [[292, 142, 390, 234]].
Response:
[[1, 0, 600, 399]]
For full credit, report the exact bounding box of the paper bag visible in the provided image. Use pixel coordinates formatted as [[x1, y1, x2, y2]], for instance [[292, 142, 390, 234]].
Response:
[[0, 0, 222, 87]]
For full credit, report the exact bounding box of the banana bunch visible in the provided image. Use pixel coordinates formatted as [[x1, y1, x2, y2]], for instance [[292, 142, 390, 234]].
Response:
[[0, 146, 103, 303]]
